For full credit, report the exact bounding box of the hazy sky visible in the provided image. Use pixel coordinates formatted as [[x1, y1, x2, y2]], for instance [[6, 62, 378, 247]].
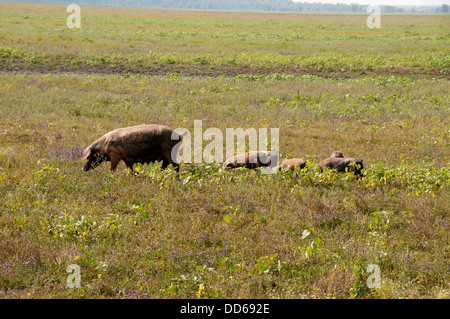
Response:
[[293, 0, 450, 5]]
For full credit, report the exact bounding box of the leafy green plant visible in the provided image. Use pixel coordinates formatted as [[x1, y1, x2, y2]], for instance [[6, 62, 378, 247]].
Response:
[[47, 214, 95, 240], [299, 230, 324, 259], [349, 259, 370, 299], [253, 254, 285, 275]]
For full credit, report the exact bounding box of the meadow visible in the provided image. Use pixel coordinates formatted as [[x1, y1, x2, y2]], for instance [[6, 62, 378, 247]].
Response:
[[0, 2, 449, 299]]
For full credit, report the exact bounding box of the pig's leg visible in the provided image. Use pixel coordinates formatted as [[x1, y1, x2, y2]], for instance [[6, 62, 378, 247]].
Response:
[[161, 149, 179, 172], [161, 157, 169, 169], [109, 152, 121, 172], [124, 161, 134, 171], [124, 160, 138, 175]]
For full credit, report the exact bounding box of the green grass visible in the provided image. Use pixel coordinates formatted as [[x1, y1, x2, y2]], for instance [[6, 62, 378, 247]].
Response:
[[1, 2, 449, 76], [0, 2, 449, 299]]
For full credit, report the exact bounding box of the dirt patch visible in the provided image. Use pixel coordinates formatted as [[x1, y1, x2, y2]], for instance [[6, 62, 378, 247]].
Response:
[[1, 56, 447, 79]]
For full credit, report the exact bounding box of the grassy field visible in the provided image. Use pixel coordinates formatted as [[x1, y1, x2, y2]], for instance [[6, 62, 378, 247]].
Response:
[[0, 2, 449, 299]]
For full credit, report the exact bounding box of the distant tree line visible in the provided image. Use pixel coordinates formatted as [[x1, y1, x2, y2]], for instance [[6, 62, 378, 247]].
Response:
[[5, 0, 450, 14]]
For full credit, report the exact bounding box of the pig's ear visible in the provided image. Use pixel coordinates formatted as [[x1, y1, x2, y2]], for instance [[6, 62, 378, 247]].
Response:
[[82, 147, 92, 160], [180, 130, 188, 140], [172, 129, 188, 141]]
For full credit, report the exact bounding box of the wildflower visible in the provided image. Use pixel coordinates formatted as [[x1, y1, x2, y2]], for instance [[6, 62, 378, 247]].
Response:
[[196, 283, 205, 298]]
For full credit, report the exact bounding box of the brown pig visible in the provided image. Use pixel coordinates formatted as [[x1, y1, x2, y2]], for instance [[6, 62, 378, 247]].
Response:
[[82, 124, 185, 173], [319, 151, 364, 176], [279, 158, 307, 172], [222, 151, 278, 170]]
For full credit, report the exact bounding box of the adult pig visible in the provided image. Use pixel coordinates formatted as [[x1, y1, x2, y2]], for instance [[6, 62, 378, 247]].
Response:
[[82, 124, 185, 172]]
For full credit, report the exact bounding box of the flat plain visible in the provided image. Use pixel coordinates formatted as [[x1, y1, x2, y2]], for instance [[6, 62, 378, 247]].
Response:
[[0, 2, 449, 299]]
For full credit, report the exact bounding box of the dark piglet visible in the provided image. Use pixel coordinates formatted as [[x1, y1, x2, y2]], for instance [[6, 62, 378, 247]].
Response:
[[320, 151, 364, 176]]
